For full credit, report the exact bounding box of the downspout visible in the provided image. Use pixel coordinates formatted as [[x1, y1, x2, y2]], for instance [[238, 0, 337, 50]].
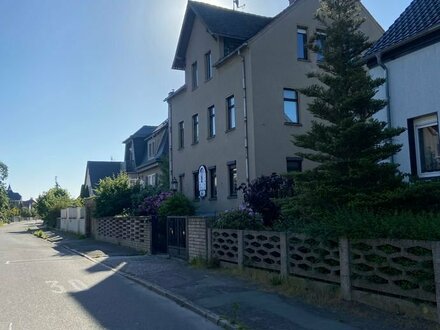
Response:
[[238, 45, 250, 184], [167, 94, 174, 189], [376, 53, 394, 164]]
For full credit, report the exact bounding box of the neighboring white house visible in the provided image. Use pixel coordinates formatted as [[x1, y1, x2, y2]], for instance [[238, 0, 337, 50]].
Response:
[[367, 0, 440, 179]]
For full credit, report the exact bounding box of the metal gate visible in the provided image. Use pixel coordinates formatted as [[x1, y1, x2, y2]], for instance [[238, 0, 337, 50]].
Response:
[[151, 216, 167, 254], [167, 217, 187, 259]]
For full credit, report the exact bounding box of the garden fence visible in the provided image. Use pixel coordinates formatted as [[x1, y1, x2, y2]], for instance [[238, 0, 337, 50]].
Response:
[[208, 228, 440, 317]]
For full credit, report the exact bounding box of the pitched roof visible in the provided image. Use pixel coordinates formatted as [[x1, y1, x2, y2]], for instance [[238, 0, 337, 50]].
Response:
[[173, 1, 272, 70], [123, 126, 156, 143], [7, 186, 22, 201], [366, 0, 440, 57], [86, 161, 123, 189]]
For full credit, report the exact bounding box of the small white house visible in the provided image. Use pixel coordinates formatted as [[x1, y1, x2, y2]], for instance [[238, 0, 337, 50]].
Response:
[[367, 0, 440, 179]]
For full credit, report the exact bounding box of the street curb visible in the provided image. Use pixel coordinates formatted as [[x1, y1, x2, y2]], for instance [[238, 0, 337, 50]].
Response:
[[62, 245, 237, 330]]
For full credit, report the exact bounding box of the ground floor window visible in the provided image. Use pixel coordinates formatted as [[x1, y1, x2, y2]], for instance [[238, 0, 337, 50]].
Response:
[[411, 114, 440, 177], [193, 171, 200, 200], [178, 174, 184, 193], [209, 167, 217, 199]]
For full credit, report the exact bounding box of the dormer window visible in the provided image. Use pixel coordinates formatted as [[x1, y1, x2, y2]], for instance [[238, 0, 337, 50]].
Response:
[[148, 140, 155, 159], [224, 38, 242, 57]]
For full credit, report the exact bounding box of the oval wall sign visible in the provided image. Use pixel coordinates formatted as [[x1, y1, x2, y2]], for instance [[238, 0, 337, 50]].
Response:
[[198, 165, 207, 198]]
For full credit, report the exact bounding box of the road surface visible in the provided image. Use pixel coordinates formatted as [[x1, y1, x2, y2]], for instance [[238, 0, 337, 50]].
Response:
[[0, 221, 220, 330]]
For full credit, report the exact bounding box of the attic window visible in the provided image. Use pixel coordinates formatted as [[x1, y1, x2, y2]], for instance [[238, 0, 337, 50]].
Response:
[[148, 140, 155, 159], [224, 38, 243, 57]]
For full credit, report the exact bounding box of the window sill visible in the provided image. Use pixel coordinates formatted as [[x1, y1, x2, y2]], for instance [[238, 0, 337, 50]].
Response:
[[284, 122, 302, 127], [209, 197, 217, 201], [205, 77, 212, 83], [297, 58, 310, 63], [418, 172, 440, 179], [193, 198, 200, 202], [227, 195, 238, 200], [178, 147, 184, 151], [192, 86, 198, 91], [191, 141, 199, 146], [207, 135, 216, 141], [225, 128, 236, 134]]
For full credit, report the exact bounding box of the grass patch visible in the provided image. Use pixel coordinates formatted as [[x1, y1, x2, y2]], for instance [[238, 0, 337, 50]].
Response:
[[219, 267, 340, 306], [189, 256, 220, 269], [33, 229, 48, 239]]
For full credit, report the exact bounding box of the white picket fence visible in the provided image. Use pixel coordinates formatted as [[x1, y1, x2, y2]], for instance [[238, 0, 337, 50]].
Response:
[[60, 207, 86, 235]]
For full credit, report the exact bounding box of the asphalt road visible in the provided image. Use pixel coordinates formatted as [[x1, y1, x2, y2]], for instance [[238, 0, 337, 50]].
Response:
[[0, 221, 220, 330]]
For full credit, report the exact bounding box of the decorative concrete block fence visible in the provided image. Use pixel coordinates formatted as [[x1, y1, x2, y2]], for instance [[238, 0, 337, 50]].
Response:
[[60, 207, 86, 235], [91, 216, 152, 253], [200, 227, 440, 321]]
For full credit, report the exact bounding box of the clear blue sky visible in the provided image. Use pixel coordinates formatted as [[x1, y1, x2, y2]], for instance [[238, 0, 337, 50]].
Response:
[[0, 0, 412, 200]]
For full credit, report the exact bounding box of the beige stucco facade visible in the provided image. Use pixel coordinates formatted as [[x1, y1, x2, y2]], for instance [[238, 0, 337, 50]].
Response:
[[168, 0, 384, 215]]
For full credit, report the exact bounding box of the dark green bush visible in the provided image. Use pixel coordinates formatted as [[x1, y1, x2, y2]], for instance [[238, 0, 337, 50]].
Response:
[[94, 173, 134, 217], [212, 209, 264, 230], [35, 187, 78, 227], [158, 193, 195, 217], [279, 209, 440, 240], [350, 180, 440, 213]]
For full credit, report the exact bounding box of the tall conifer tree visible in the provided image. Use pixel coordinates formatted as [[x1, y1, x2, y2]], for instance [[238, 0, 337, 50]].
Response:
[[292, 0, 405, 215]]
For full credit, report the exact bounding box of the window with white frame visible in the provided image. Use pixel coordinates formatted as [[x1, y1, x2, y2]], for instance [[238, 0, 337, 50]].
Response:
[[148, 140, 155, 159], [205, 51, 212, 80], [297, 27, 308, 60], [192, 61, 198, 89], [414, 114, 440, 177], [226, 95, 236, 130], [315, 30, 326, 62], [147, 174, 156, 186], [208, 106, 216, 138], [284, 89, 299, 123]]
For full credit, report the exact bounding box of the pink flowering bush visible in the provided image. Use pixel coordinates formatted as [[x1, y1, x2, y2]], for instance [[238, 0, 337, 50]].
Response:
[[138, 191, 173, 217]]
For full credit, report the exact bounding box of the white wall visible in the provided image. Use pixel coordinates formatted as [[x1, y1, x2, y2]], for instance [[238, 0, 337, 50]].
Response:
[[60, 207, 86, 235], [371, 42, 440, 176]]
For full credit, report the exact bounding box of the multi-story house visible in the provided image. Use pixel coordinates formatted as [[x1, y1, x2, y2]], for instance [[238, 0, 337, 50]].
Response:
[[166, 0, 383, 215], [123, 120, 169, 186], [367, 0, 440, 179]]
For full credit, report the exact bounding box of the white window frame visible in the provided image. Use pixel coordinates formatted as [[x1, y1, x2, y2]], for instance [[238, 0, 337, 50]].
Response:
[[148, 140, 155, 160], [414, 114, 440, 178], [147, 174, 156, 186]]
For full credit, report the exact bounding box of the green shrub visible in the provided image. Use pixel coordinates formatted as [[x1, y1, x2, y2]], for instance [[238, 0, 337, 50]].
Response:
[[35, 187, 78, 227], [213, 209, 264, 230], [158, 193, 195, 217], [94, 173, 134, 217], [33, 229, 48, 239], [350, 180, 440, 214], [284, 209, 440, 240]]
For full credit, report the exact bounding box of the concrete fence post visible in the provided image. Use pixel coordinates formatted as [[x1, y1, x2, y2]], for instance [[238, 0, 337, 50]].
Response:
[[339, 238, 352, 301], [238, 230, 244, 269], [432, 242, 440, 322], [207, 228, 212, 262], [280, 232, 288, 277]]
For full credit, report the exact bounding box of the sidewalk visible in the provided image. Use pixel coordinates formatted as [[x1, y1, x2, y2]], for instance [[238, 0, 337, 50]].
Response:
[[40, 228, 438, 330]]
